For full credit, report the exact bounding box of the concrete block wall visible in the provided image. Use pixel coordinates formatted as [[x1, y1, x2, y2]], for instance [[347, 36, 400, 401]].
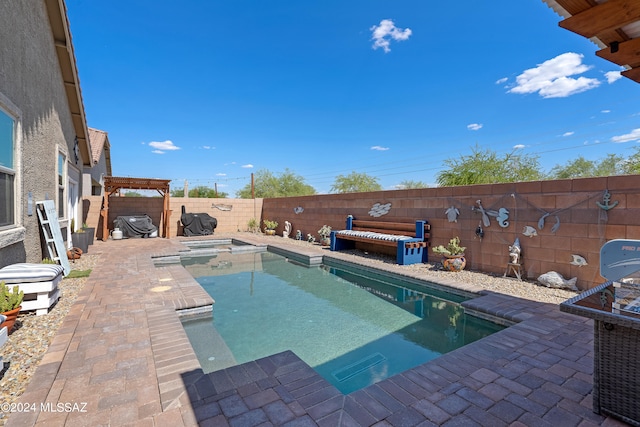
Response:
[[261, 175, 640, 290], [82, 175, 640, 290], [82, 196, 263, 239], [170, 197, 263, 235]]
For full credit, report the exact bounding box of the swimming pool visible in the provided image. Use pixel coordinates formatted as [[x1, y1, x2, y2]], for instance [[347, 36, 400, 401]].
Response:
[[181, 249, 504, 394]]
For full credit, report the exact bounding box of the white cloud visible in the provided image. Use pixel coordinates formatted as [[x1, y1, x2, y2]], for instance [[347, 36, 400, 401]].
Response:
[[562, 131, 574, 137], [612, 128, 640, 143], [151, 150, 165, 154], [241, 164, 254, 168], [371, 145, 389, 151], [216, 173, 226, 176], [496, 77, 508, 85], [202, 145, 215, 150], [467, 123, 483, 131], [370, 19, 412, 53], [148, 140, 180, 151], [601, 109, 611, 114], [508, 52, 600, 98], [605, 71, 622, 84], [513, 144, 525, 150]]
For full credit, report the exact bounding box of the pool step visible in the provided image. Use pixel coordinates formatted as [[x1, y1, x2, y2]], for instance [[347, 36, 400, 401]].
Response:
[[332, 352, 386, 382]]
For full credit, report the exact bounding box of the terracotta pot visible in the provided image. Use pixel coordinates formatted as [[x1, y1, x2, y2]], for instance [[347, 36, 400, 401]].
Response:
[[1, 306, 21, 335], [67, 247, 83, 260], [320, 237, 331, 246], [442, 254, 466, 271]]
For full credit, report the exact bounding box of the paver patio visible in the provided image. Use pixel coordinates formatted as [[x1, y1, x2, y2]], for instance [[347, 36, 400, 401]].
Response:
[[4, 235, 630, 426]]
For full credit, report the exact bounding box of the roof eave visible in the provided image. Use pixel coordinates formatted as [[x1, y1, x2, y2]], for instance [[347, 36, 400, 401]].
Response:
[[45, 0, 92, 167]]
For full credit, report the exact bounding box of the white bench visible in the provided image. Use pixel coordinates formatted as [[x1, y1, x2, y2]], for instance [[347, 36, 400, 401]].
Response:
[[0, 315, 7, 347], [0, 315, 7, 365], [0, 264, 64, 316]]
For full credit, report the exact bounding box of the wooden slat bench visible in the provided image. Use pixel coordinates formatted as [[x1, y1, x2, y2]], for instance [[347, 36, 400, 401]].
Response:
[[330, 215, 430, 265], [0, 263, 64, 315]]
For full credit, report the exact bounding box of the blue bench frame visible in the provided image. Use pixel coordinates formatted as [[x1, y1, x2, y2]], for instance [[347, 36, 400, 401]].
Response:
[[330, 216, 430, 265]]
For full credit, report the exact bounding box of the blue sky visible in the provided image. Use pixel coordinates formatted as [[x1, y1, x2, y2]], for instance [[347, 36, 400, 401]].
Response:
[[67, 0, 640, 195]]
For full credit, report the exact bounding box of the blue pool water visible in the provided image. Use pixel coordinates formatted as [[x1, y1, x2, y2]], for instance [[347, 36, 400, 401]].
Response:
[[181, 250, 504, 394]]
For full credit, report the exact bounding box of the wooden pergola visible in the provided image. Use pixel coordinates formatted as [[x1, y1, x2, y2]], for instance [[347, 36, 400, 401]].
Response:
[[543, 0, 640, 84], [101, 176, 171, 241]]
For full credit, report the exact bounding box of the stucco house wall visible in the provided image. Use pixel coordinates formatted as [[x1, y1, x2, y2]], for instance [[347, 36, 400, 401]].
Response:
[[0, 0, 88, 267]]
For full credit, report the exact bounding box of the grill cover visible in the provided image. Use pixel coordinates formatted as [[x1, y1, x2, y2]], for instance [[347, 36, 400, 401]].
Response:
[[181, 206, 217, 236], [114, 215, 157, 238]]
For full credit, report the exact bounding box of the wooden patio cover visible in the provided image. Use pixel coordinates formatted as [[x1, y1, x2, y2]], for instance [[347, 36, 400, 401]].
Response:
[[543, 0, 640, 84], [101, 176, 171, 241]]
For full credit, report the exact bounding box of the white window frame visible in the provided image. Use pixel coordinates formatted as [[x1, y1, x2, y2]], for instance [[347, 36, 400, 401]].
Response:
[[58, 151, 67, 219], [0, 91, 24, 247]]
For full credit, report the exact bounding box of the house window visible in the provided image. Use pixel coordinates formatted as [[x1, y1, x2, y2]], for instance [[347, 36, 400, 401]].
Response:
[[0, 108, 15, 228], [58, 152, 66, 218]]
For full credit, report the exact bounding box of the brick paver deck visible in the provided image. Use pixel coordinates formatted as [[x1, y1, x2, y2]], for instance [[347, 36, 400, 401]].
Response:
[[5, 234, 630, 426]]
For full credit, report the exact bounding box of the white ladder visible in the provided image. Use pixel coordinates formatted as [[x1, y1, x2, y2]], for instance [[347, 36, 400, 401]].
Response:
[[36, 200, 70, 275]]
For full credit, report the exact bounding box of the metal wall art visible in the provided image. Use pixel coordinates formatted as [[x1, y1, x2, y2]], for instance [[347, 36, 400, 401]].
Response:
[[445, 206, 460, 222], [294, 206, 304, 214], [522, 226, 538, 237], [596, 189, 618, 211], [570, 254, 588, 267], [369, 202, 391, 217], [211, 203, 232, 211], [472, 200, 510, 228], [537, 212, 560, 233]]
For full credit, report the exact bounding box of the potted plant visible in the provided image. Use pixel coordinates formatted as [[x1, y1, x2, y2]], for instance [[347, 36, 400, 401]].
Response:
[[71, 222, 94, 254], [318, 225, 332, 246], [432, 237, 467, 271], [263, 219, 278, 235], [1, 281, 24, 334], [82, 222, 95, 246]]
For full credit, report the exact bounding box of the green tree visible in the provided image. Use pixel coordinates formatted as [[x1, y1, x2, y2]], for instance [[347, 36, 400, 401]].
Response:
[[123, 191, 143, 197], [620, 146, 640, 175], [548, 156, 597, 179], [236, 169, 316, 198], [330, 171, 382, 193], [171, 186, 229, 198], [436, 145, 543, 186], [189, 186, 228, 198], [397, 180, 428, 189], [548, 154, 626, 179], [595, 153, 625, 176]]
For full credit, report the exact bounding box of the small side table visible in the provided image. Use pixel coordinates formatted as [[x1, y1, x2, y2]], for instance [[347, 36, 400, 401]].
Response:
[[504, 263, 523, 280]]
